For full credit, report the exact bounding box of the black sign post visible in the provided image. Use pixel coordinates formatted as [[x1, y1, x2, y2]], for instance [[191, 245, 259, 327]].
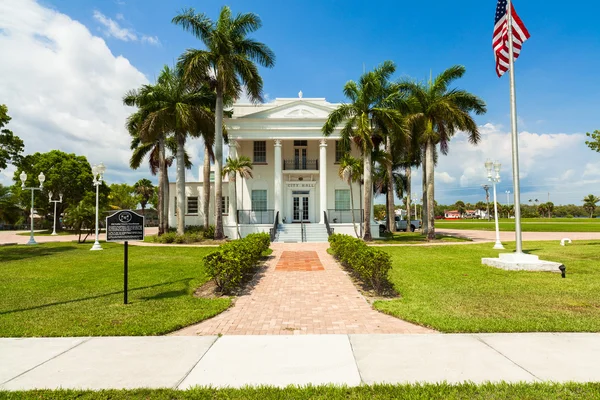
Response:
[[106, 210, 144, 304]]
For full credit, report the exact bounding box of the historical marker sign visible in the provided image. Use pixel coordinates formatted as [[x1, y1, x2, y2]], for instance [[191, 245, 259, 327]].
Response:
[[106, 210, 144, 242], [106, 210, 144, 305]]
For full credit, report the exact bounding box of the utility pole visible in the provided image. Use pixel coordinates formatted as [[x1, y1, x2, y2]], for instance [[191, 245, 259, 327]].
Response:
[[482, 184, 491, 222]]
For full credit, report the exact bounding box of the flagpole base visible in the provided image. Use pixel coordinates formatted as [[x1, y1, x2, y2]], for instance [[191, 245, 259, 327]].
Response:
[[90, 241, 103, 251], [493, 241, 505, 250], [482, 253, 562, 272]]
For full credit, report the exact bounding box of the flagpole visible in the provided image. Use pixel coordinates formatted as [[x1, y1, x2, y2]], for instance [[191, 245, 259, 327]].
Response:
[[507, 0, 523, 254]]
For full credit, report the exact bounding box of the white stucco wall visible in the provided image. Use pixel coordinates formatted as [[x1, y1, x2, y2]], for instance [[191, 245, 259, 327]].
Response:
[[167, 97, 381, 238], [167, 181, 230, 228], [236, 138, 365, 225]]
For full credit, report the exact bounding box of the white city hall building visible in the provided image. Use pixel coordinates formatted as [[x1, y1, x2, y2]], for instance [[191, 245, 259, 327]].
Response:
[[168, 95, 379, 241]]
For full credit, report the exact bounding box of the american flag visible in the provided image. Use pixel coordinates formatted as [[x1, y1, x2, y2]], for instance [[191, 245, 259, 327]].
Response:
[[493, 0, 530, 77]]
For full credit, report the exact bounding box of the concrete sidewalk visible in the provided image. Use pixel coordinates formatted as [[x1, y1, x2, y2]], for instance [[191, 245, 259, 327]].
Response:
[[1, 333, 600, 390]]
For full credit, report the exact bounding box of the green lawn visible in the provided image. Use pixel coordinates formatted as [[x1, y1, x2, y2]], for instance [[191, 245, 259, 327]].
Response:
[[375, 233, 471, 244], [435, 218, 600, 232], [375, 241, 600, 332], [0, 242, 230, 337], [2, 383, 600, 400]]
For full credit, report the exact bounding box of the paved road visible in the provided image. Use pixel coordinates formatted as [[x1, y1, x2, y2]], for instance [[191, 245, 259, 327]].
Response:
[[0, 227, 158, 245], [436, 229, 600, 243], [4, 228, 600, 246], [1, 333, 599, 390]]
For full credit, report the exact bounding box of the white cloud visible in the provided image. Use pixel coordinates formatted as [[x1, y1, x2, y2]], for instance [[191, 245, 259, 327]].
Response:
[[93, 10, 137, 41], [435, 171, 456, 184], [142, 35, 160, 45], [0, 0, 154, 185], [583, 162, 600, 177], [430, 123, 597, 205], [92, 10, 159, 46]]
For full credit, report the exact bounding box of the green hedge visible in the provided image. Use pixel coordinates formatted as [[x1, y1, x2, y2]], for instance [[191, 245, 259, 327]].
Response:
[[328, 233, 392, 294], [203, 233, 271, 294], [153, 225, 215, 244]]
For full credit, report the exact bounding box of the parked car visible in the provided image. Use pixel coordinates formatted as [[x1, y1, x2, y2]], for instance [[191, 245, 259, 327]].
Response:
[[394, 216, 421, 232]]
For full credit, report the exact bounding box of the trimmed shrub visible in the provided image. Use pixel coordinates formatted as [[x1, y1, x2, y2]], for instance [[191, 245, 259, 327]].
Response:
[[204, 233, 271, 294], [203, 225, 215, 239], [157, 232, 176, 244], [328, 233, 392, 294], [153, 231, 203, 244]]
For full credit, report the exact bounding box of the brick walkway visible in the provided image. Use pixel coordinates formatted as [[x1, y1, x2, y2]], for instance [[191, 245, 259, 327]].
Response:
[[173, 243, 433, 335]]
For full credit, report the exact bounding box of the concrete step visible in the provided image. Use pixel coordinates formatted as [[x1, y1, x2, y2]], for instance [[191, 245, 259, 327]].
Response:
[[274, 224, 329, 243]]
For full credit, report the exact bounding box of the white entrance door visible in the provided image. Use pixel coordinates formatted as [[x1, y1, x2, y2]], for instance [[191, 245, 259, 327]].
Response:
[[292, 192, 310, 222]]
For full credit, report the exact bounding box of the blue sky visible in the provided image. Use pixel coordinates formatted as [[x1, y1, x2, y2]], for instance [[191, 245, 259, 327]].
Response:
[[47, 0, 600, 134], [2, 0, 600, 205]]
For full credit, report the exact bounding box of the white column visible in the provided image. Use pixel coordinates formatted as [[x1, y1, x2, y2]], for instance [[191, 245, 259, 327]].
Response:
[[274, 139, 283, 222], [228, 140, 238, 228], [319, 139, 327, 223]]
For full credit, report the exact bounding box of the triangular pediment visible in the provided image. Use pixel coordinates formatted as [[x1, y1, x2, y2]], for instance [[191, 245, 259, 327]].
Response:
[[238, 100, 334, 119]]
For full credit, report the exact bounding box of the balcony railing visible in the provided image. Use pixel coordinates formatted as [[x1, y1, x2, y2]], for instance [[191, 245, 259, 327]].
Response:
[[283, 159, 318, 171], [237, 209, 275, 225], [327, 209, 364, 224]]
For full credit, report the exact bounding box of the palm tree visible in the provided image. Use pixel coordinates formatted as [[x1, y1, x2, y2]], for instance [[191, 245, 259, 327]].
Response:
[[396, 117, 424, 231], [64, 200, 95, 243], [381, 85, 412, 233], [0, 184, 21, 224], [338, 154, 362, 238], [223, 156, 253, 237], [134, 179, 154, 216], [127, 128, 181, 234], [398, 65, 486, 240], [583, 194, 600, 218], [546, 201, 554, 218], [323, 61, 405, 240], [202, 143, 211, 230], [455, 200, 466, 217], [373, 148, 409, 231], [537, 202, 548, 218], [173, 6, 275, 240], [126, 66, 215, 235], [124, 88, 169, 235]]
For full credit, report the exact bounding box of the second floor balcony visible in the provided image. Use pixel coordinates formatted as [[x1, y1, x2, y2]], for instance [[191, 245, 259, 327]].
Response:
[[283, 159, 318, 171]]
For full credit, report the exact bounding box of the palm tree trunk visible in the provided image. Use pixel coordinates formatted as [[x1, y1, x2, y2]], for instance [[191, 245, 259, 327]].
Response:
[[349, 179, 359, 238], [159, 137, 170, 235], [202, 144, 210, 230], [176, 134, 186, 235], [421, 149, 428, 235], [386, 135, 395, 233], [405, 166, 411, 231], [214, 88, 224, 239], [157, 139, 165, 235], [231, 174, 238, 238], [426, 139, 435, 241], [162, 160, 169, 234], [363, 150, 373, 241]]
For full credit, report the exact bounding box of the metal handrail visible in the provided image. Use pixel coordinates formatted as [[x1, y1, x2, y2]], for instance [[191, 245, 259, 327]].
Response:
[[270, 211, 279, 242], [300, 219, 305, 242], [324, 211, 334, 236]]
